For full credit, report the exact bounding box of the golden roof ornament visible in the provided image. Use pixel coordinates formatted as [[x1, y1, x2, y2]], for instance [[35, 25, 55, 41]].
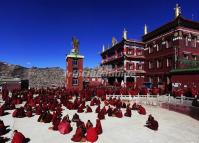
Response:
[[174, 3, 181, 18], [72, 36, 79, 54], [144, 24, 148, 35], [123, 28, 127, 40], [112, 37, 117, 46]]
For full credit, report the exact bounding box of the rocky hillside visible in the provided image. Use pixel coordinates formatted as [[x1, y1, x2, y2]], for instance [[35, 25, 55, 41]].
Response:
[[0, 62, 65, 88]]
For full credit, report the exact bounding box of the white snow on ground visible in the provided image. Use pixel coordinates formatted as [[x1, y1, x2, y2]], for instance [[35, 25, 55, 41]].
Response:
[[1, 102, 199, 143]]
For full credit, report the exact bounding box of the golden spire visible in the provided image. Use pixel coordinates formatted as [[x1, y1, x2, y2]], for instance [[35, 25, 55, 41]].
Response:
[[123, 28, 127, 40], [102, 45, 105, 52], [174, 3, 181, 18], [144, 24, 148, 35]]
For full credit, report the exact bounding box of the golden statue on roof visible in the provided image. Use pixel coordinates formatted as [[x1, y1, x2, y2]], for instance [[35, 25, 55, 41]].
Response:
[[72, 36, 79, 53], [174, 3, 181, 18]]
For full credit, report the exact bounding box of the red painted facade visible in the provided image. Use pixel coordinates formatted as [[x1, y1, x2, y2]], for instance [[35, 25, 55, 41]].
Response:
[[101, 38, 145, 87], [142, 16, 199, 90]]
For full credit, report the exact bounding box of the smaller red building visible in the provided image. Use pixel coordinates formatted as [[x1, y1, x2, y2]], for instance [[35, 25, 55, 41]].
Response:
[[66, 37, 84, 90]]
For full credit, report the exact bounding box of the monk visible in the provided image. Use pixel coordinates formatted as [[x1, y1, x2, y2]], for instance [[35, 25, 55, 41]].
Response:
[[138, 105, 146, 115], [86, 105, 92, 113], [72, 113, 80, 122], [11, 130, 25, 143], [0, 107, 5, 116], [145, 115, 159, 131], [95, 119, 102, 135], [107, 106, 113, 116], [0, 120, 6, 136], [71, 126, 86, 142], [49, 117, 61, 131], [124, 106, 132, 117], [58, 120, 72, 134], [113, 108, 123, 118], [95, 105, 100, 113], [86, 127, 98, 143], [98, 111, 105, 120], [86, 120, 93, 130], [12, 107, 26, 118]]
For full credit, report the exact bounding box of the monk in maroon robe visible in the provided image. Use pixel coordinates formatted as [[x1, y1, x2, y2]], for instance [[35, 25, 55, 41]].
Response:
[[0, 107, 5, 116], [95, 105, 100, 113], [11, 130, 25, 143], [0, 120, 6, 136], [98, 111, 105, 120], [72, 113, 80, 122], [124, 106, 132, 117], [138, 105, 146, 115], [71, 126, 86, 142], [86, 105, 92, 113], [86, 127, 98, 143], [95, 119, 102, 135], [86, 120, 93, 130], [145, 115, 159, 131], [107, 106, 113, 116]]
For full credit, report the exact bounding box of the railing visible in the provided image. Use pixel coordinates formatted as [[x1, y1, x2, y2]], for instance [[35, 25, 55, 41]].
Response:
[[106, 93, 197, 106]]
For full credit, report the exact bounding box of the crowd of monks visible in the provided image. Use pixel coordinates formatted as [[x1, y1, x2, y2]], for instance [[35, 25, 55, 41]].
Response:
[[0, 87, 159, 143]]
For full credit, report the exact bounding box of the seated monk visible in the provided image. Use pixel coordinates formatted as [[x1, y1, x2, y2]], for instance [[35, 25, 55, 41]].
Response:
[[107, 106, 113, 116], [113, 108, 123, 118], [0, 120, 6, 136], [76, 119, 86, 135], [122, 102, 126, 108], [86, 120, 93, 130], [86, 127, 98, 143], [38, 110, 52, 123], [101, 106, 107, 115], [145, 114, 159, 131], [71, 126, 86, 142], [77, 107, 84, 113], [98, 111, 105, 120], [11, 130, 25, 143], [49, 117, 61, 131], [95, 119, 102, 135], [62, 114, 71, 123], [35, 106, 42, 115], [138, 105, 146, 115], [95, 105, 100, 113], [124, 106, 132, 117], [72, 113, 80, 122], [58, 120, 72, 134], [0, 107, 5, 116], [12, 107, 26, 118], [25, 106, 33, 117], [85, 105, 92, 113], [131, 103, 137, 110]]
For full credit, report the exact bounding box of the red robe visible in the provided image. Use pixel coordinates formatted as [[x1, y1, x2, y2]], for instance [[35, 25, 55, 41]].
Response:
[[71, 127, 84, 142], [86, 127, 98, 143], [86, 106, 92, 113], [12, 132, 25, 143], [138, 106, 146, 115], [95, 119, 102, 135]]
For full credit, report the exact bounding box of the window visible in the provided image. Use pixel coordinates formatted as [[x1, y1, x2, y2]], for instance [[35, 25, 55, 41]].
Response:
[[72, 78, 78, 85], [184, 54, 189, 60], [185, 36, 188, 46], [166, 58, 169, 67], [73, 70, 78, 77], [149, 61, 152, 69], [73, 59, 78, 67], [166, 41, 169, 48], [157, 44, 159, 51], [137, 64, 142, 70], [192, 55, 197, 61], [149, 47, 153, 54]]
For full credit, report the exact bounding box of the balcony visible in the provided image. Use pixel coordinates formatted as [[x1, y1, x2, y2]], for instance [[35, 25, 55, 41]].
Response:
[[101, 53, 124, 64]]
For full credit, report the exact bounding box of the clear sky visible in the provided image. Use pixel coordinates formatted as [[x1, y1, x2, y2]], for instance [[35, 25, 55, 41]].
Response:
[[0, 0, 199, 69]]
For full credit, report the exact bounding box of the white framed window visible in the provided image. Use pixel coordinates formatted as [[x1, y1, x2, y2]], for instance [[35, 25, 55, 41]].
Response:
[[184, 54, 189, 60], [192, 55, 197, 61], [166, 41, 169, 48], [157, 60, 160, 68], [72, 78, 78, 85], [149, 61, 152, 69], [73, 59, 78, 67], [166, 58, 169, 67]]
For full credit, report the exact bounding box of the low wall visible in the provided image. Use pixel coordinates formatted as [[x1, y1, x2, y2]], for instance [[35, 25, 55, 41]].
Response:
[[160, 103, 199, 120]]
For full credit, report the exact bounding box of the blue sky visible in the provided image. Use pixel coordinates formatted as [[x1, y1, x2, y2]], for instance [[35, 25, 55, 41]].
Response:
[[0, 0, 199, 68]]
